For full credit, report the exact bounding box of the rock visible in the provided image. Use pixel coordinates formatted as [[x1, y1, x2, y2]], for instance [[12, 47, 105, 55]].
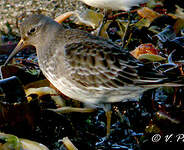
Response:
[[0, 0, 85, 35]]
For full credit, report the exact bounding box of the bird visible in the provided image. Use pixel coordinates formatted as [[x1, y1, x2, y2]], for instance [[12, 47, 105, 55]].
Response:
[[78, 0, 148, 11], [4, 14, 183, 137], [78, 0, 149, 36]]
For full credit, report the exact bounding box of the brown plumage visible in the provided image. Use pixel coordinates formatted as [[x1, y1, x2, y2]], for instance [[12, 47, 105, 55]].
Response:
[[4, 14, 183, 136]]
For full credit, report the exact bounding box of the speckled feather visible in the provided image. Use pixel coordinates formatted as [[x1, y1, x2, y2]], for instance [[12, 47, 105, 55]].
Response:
[[36, 27, 170, 104], [5, 14, 183, 104]]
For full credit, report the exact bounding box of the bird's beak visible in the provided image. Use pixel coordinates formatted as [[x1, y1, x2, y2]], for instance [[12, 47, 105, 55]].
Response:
[[4, 39, 26, 66]]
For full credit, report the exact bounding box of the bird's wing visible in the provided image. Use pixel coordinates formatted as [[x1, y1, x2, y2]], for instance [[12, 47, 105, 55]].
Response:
[[63, 40, 165, 90]]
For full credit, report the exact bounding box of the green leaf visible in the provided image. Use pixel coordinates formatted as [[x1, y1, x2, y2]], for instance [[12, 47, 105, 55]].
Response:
[[138, 54, 166, 62]]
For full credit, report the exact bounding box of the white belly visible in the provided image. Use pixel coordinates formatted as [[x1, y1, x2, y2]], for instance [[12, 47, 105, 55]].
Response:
[[79, 0, 147, 11], [42, 67, 145, 105]]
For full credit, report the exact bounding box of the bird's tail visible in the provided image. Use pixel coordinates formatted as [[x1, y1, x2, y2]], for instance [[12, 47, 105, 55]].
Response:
[[135, 63, 184, 88], [134, 75, 184, 88]]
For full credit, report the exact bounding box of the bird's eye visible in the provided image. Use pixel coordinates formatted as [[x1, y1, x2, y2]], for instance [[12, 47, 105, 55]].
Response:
[[27, 27, 36, 35]]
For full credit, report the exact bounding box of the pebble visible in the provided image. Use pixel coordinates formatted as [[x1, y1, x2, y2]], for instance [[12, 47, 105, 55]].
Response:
[[0, 0, 85, 35]]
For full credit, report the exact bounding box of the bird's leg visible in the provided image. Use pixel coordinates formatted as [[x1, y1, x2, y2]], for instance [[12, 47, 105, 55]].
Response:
[[122, 11, 130, 48], [103, 104, 112, 137], [96, 9, 109, 36], [106, 110, 112, 137]]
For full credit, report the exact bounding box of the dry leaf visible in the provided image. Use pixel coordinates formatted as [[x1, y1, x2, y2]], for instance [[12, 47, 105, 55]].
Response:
[[21, 139, 49, 150], [131, 43, 166, 62], [138, 54, 166, 61], [131, 43, 159, 58], [0, 133, 49, 150], [156, 111, 180, 124], [55, 11, 75, 24], [62, 137, 78, 150], [74, 9, 103, 29], [99, 20, 112, 39], [137, 7, 161, 22], [24, 79, 50, 89], [167, 6, 184, 34], [25, 86, 64, 107]]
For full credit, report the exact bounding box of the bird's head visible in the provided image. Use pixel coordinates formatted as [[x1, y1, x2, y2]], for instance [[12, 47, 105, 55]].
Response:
[[4, 14, 58, 66]]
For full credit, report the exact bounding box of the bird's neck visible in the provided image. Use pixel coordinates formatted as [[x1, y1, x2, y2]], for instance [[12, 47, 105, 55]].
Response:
[[35, 22, 65, 69], [35, 22, 63, 53]]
